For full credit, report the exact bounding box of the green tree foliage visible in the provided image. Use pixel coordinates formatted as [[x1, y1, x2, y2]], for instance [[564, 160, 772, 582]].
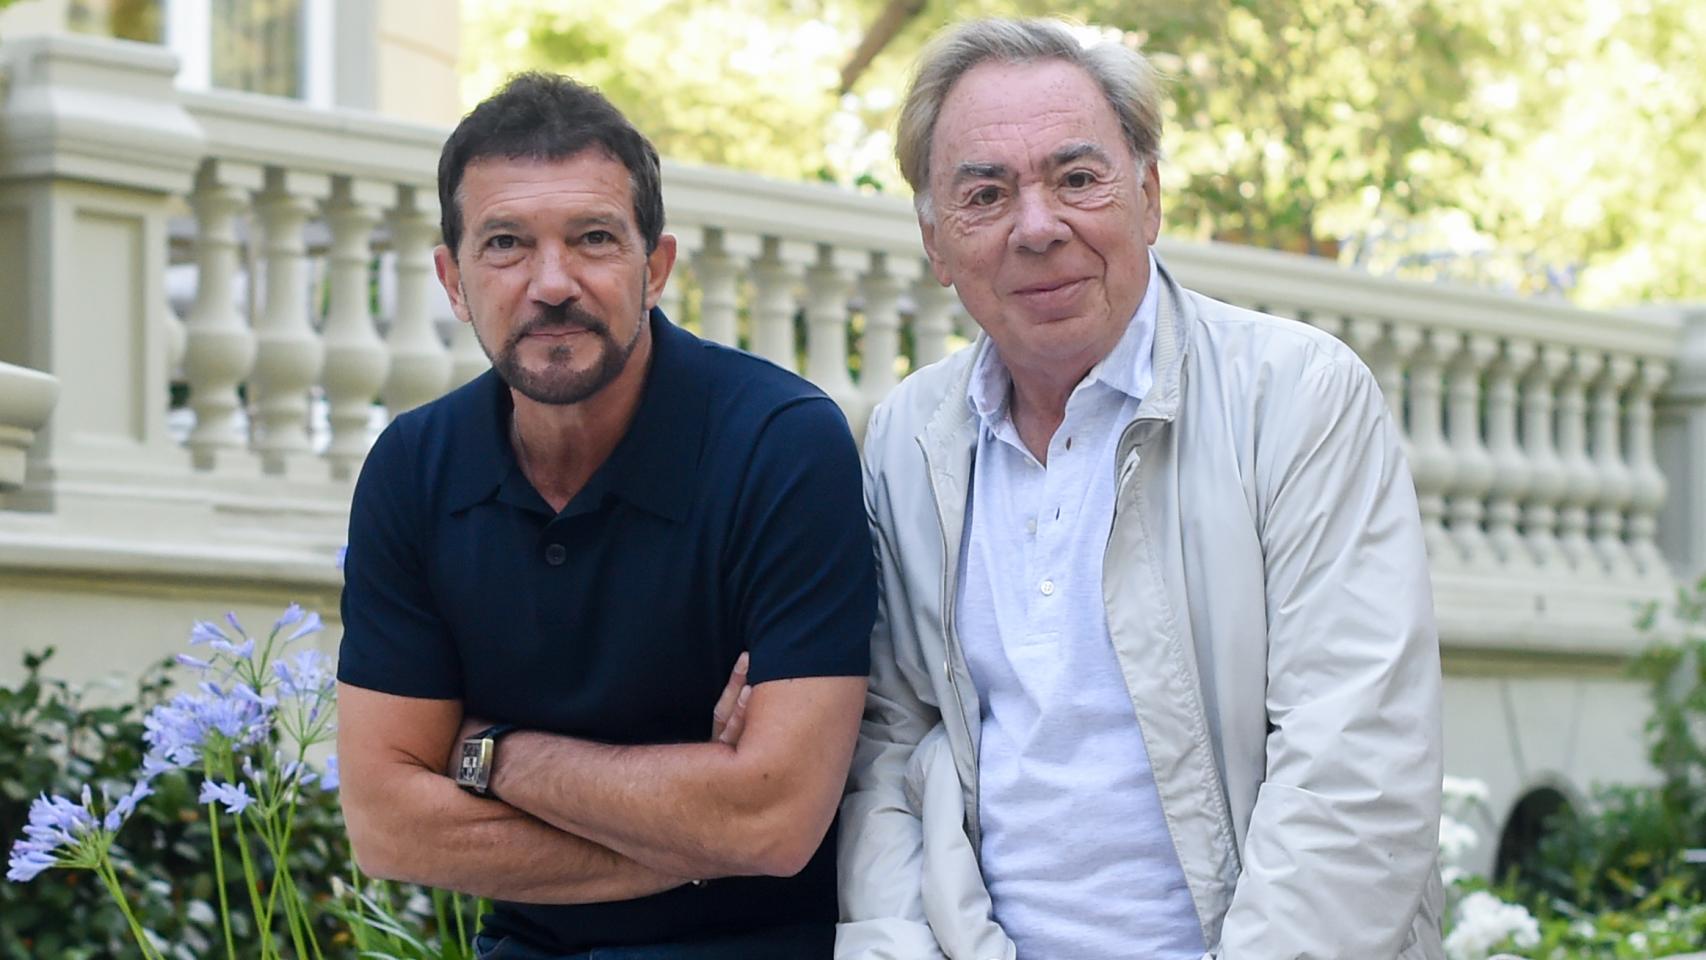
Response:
[[461, 0, 883, 183], [462, 0, 1705, 306]]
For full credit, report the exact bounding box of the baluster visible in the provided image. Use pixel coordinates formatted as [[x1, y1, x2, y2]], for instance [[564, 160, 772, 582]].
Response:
[[1556, 350, 1603, 570], [952, 301, 980, 343], [1625, 357, 1671, 579], [750, 238, 812, 369], [383, 186, 451, 414], [1407, 330, 1456, 564], [804, 245, 863, 420], [1485, 340, 1536, 567], [912, 272, 958, 368], [182, 160, 262, 470], [657, 224, 701, 328], [163, 295, 187, 376], [1348, 319, 1416, 446], [249, 168, 329, 475], [693, 229, 758, 349], [1444, 335, 1497, 564], [858, 253, 918, 414], [447, 319, 489, 388], [1519, 346, 1571, 568], [1590, 356, 1638, 576], [319, 177, 390, 480]]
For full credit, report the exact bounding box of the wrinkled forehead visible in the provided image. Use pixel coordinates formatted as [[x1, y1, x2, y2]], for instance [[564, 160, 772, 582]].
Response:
[[928, 59, 1127, 180]]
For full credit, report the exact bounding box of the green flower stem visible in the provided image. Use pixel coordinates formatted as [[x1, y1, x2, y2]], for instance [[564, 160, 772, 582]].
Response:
[[453, 890, 469, 958], [232, 813, 278, 960], [277, 754, 328, 960], [276, 869, 312, 960], [279, 866, 325, 960], [95, 857, 166, 960], [207, 805, 239, 960]]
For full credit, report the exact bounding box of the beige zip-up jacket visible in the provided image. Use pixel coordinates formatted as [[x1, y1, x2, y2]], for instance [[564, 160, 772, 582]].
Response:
[[838, 263, 1445, 960]]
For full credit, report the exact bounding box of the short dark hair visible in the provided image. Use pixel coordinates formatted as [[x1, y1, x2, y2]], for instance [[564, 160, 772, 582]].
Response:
[[437, 72, 664, 255]]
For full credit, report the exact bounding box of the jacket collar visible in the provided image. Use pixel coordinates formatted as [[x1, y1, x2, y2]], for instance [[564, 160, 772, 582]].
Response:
[[919, 251, 1193, 458]]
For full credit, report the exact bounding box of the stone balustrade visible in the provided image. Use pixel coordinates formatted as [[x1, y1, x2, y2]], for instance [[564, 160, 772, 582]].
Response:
[[2, 32, 1702, 663]]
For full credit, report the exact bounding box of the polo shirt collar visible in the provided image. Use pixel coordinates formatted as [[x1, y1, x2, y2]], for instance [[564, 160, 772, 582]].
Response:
[[442, 308, 705, 523]]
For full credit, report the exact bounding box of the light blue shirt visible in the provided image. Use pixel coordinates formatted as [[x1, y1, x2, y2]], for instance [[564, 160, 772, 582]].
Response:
[[957, 253, 1204, 958]]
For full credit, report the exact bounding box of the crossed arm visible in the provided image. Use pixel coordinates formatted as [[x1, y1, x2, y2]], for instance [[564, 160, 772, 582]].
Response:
[[338, 663, 866, 903]]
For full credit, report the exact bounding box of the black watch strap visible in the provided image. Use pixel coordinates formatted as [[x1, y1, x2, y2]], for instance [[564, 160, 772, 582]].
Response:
[[473, 723, 518, 744]]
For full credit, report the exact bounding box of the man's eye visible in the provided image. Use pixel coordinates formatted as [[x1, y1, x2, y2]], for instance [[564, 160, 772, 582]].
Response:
[[1064, 171, 1096, 189], [969, 187, 1001, 206], [584, 230, 613, 245], [486, 235, 518, 251]]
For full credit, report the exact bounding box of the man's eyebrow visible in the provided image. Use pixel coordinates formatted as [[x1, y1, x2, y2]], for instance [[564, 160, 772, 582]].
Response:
[[474, 216, 524, 236], [951, 161, 1009, 184], [567, 214, 622, 230], [1049, 142, 1113, 167], [475, 213, 624, 234]]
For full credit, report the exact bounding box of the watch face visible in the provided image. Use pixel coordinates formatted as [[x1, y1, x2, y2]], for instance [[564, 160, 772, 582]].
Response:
[[458, 739, 493, 791]]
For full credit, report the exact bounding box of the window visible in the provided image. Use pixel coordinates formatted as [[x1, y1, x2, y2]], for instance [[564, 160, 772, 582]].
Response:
[[70, 0, 333, 107], [210, 0, 302, 99], [68, 0, 165, 43]]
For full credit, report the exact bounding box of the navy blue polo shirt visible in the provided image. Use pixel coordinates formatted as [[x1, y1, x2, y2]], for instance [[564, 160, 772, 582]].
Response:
[[337, 310, 875, 955]]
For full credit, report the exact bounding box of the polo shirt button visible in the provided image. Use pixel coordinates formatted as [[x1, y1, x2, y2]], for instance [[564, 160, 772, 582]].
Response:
[[544, 543, 567, 566], [1039, 578, 1055, 596]]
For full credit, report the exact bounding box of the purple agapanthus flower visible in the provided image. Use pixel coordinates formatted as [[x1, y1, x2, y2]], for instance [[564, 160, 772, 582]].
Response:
[[4, 781, 140, 883], [274, 603, 304, 632], [273, 649, 333, 700], [199, 781, 253, 816], [189, 620, 229, 646], [142, 681, 274, 774], [320, 755, 339, 792], [285, 612, 323, 644], [103, 780, 154, 832]]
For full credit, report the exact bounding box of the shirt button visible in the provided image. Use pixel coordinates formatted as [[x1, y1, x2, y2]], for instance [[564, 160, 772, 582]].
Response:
[[544, 543, 567, 566], [1039, 579, 1055, 596], [1026, 517, 1037, 534]]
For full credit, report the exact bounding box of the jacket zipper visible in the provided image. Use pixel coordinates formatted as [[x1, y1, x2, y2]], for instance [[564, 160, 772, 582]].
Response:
[[918, 436, 981, 852]]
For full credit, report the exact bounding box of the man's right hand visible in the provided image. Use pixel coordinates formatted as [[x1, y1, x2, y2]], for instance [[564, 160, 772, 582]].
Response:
[[710, 652, 752, 746]]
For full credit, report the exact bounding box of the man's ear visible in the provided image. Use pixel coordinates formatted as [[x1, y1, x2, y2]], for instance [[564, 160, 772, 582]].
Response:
[[920, 216, 953, 287], [433, 244, 471, 324], [642, 233, 679, 312], [1140, 160, 1162, 246]]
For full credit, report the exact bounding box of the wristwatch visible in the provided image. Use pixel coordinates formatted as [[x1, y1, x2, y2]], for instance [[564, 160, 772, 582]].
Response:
[[454, 723, 518, 797]]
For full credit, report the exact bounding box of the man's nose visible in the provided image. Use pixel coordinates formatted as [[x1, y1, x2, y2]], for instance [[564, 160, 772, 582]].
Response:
[[1010, 186, 1071, 254], [529, 243, 582, 305]]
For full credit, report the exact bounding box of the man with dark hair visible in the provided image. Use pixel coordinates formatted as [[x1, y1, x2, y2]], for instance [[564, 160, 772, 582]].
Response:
[[336, 72, 875, 960]]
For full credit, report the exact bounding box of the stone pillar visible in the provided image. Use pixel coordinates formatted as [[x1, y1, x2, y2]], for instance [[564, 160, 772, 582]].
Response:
[[1656, 308, 1706, 580], [0, 361, 58, 503], [0, 35, 205, 512]]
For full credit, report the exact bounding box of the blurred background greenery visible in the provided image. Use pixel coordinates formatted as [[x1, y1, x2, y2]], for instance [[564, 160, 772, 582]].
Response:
[[461, 0, 1706, 309]]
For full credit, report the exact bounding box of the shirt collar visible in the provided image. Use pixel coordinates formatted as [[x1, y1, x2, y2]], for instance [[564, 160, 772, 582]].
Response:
[[965, 250, 1160, 425], [443, 308, 705, 523]]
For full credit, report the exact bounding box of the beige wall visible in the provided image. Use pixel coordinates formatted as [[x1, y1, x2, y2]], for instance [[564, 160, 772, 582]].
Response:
[[375, 0, 460, 126], [0, 0, 461, 126], [0, 0, 71, 36]]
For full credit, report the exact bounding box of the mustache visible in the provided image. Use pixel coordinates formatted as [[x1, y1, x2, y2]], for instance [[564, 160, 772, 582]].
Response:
[[507, 302, 610, 346]]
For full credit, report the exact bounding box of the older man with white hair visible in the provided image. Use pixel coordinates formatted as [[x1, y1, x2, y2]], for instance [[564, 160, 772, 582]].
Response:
[[838, 18, 1444, 960]]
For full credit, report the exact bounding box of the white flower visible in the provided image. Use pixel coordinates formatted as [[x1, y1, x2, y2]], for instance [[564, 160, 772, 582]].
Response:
[[1443, 775, 1491, 807], [1627, 932, 1649, 954], [1440, 812, 1480, 863], [1444, 891, 1541, 960]]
